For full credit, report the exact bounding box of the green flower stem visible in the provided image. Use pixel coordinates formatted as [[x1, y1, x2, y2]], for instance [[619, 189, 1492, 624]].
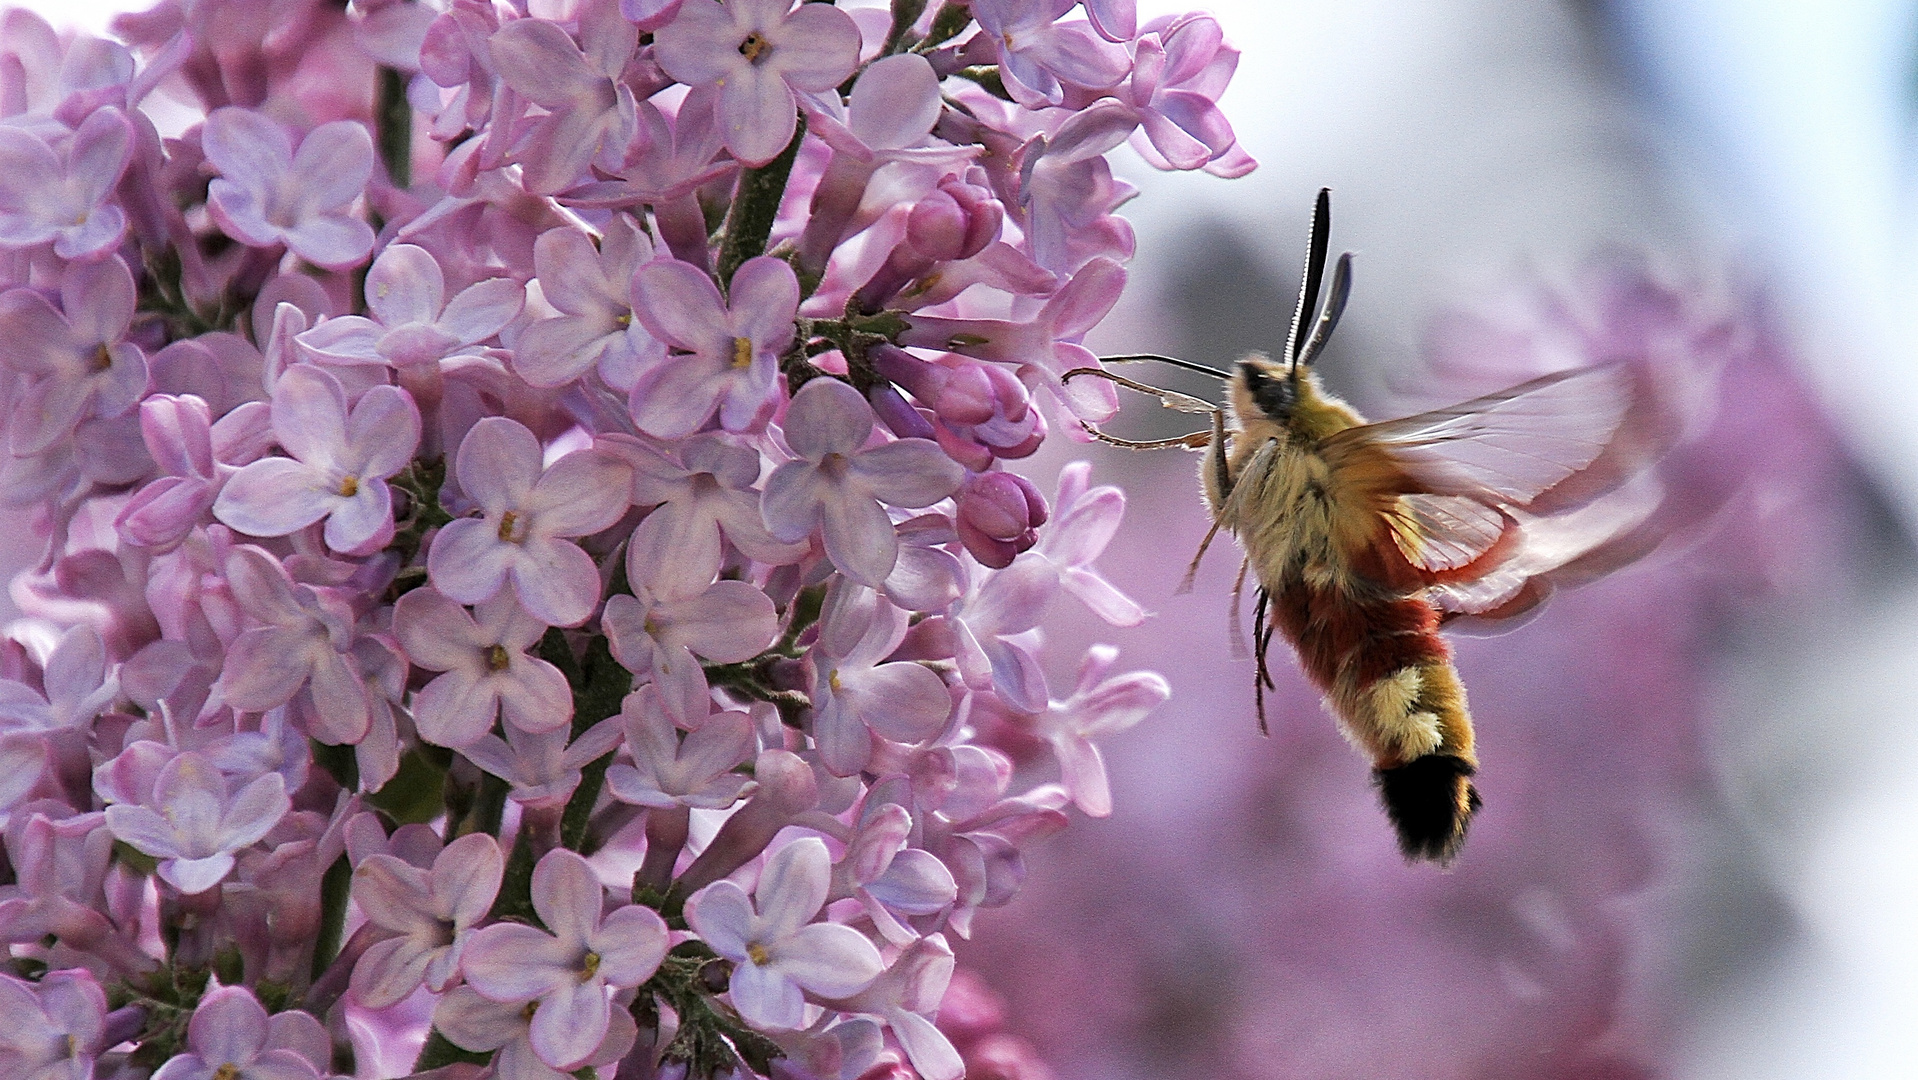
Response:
[[716, 115, 808, 288]]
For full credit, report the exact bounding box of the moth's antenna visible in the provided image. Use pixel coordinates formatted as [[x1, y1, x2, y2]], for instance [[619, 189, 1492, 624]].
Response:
[[1097, 353, 1233, 380], [1284, 187, 1333, 373], [1293, 251, 1352, 370]]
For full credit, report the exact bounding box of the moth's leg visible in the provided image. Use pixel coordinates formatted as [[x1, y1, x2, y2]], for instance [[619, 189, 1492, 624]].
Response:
[[1251, 585, 1276, 735], [1177, 516, 1228, 596], [1251, 586, 1276, 691], [1081, 425, 1215, 451], [1224, 555, 1253, 657], [1207, 407, 1233, 505]]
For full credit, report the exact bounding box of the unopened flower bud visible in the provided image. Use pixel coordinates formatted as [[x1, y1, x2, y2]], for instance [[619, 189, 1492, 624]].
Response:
[[907, 176, 1003, 264], [956, 472, 1048, 569]]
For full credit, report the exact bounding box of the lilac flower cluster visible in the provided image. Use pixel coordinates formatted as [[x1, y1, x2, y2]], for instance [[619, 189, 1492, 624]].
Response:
[[0, 2, 1247, 1078]]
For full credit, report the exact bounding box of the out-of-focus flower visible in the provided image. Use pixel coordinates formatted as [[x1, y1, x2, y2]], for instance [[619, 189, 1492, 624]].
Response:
[[684, 837, 885, 1030], [461, 848, 670, 1069], [0, 107, 133, 259], [149, 985, 322, 1080], [101, 751, 290, 895], [202, 107, 375, 270], [487, 0, 638, 195], [0, 256, 147, 456], [0, 969, 109, 1080], [294, 244, 523, 370]]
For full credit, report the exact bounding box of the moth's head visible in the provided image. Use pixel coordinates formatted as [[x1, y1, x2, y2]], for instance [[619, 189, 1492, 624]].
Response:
[[1233, 353, 1303, 422]]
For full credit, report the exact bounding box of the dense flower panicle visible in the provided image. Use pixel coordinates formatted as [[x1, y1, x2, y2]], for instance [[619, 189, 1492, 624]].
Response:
[[0, 1, 1249, 1077]]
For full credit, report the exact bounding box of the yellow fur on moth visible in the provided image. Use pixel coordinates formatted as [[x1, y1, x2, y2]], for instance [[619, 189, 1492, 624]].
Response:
[[1065, 189, 1662, 863]]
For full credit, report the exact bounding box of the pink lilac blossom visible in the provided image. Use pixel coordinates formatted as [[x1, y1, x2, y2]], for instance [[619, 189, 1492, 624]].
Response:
[[201, 106, 376, 270], [0, 3, 1263, 1076], [761, 377, 965, 588], [685, 837, 885, 1030], [427, 416, 632, 627], [213, 364, 421, 555], [392, 586, 572, 747], [0, 255, 148, 457], [0, 107, 135, 259], [461, 848, 670, 1069], [653, 0, 862, 165], [628, 254, 800, 439]]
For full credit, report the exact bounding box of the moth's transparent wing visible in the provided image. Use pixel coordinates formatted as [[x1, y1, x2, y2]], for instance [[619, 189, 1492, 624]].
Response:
[[1324, 364, 1667, 622], [1330, 365, 1638, 507]]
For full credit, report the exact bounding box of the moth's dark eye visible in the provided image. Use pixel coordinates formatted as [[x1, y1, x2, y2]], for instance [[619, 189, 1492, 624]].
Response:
[[1241, 362, 1295, 418]]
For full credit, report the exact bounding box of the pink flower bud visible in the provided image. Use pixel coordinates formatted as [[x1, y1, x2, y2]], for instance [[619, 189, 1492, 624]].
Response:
[[906, 177, 1003, 264], [956, 473, 1049, 569]]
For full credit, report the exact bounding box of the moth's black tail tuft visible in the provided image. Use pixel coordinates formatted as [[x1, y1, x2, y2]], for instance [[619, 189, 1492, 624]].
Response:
[[1375, 755, 1481, 864]]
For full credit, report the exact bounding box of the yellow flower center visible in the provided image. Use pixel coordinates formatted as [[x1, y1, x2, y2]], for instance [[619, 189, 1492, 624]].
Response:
[[498, 510, 525, 543], [581, 950, 602, 981], [338, 475, 360, 497], [731, 336, 755, 369], [746, 942, 771, 966], [90, 344, 113, 373], [739, 32, 769, 62], [213, 1066, 241, 1080], [828, 668, 842, 693], [484, 644, 511, 672]]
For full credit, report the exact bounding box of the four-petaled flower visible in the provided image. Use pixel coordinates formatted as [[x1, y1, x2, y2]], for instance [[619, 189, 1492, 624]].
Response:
[[685, 837, 885, 1030], [761, 377, 966, 588], [392, 586, 572, 747], [654, 0, 862, 165], [349, 831, 504, 1008], [428, 417, 633, 627], [628, 255, 799, 439], [202, 106, 376, 270], [101, 751, 290, 895], [461, 848, 671, 1070], [214, 364, 421, 556]]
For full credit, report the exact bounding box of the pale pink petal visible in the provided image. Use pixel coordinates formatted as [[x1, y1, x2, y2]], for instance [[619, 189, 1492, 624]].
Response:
[[525, 450, 631, 536], [392, 587, 486, 671], [754, 837, 828, 936], [411, 667, 498, 748], [455, 416, 543, 509], [440, 277, 525, 345], [364, 244, 446, 328], [343, 384, 422, 479], [509, 538, 603, 627], [282, 214, 376, 271], [820, 494, 897, 588], [779, 922, 884, 996], [783, 377, 871, 459], [531, 977, 608, 1069], [632, 258, 729, 354], [716, 64, 797, 166], [215, 457, 334, 537]]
